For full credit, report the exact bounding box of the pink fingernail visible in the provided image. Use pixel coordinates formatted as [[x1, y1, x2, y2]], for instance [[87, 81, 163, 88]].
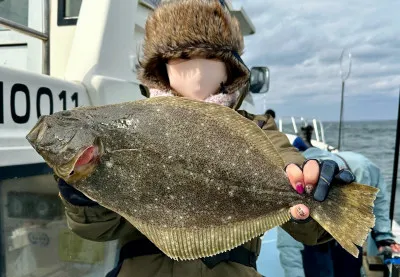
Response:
[[297, 206, 306, 217], [296, 183, 304, 194], [305, 185, 313, 194]]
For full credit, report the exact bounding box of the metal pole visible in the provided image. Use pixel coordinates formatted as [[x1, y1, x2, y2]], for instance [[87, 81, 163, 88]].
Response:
[[42, 0, 50, 75], [338, 81, 345, 150], [0, 17, 48, 41], [389, 87, 400, 224], [338, 49, 352, 150]]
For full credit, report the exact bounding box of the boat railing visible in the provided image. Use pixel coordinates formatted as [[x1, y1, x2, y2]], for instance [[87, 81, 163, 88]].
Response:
[[277, 116, 326, 144]]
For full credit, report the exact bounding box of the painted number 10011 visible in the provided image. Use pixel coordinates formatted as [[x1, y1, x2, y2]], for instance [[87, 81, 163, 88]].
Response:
[[0, 81, 79, 124]]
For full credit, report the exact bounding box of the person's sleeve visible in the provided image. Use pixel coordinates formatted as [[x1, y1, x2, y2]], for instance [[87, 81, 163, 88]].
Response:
[[260, 115, 305, 166], [58, 178, 140, 242], [354, 161, 394, 241]]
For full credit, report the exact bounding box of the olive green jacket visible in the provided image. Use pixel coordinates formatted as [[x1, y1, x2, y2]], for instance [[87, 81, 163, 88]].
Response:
[[59, 111, 331, 277]]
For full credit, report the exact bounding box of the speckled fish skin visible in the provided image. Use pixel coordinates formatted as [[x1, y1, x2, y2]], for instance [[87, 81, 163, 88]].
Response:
[[26, 96, 378, 260]]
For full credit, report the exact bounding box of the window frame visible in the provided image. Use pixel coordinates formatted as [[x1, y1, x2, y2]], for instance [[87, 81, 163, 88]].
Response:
[[57, 0, 79, 26], [139, 0, 161, 10]]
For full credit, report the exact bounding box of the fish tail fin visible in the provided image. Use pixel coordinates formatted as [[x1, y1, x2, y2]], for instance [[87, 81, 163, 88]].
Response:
[[309, 182, 378, 257]]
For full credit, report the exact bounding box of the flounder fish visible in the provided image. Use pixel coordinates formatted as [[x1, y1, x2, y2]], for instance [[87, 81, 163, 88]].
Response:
[[26, 96, 378, 260]]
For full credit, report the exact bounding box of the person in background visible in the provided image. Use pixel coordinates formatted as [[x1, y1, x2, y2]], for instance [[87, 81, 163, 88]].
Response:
[[265, 109, 276, 119], [299, 125, 314, 148], [277, 135, 400, 277]]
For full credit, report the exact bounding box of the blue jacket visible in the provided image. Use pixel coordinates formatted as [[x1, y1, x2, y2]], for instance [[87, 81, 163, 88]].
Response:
[[276, 147, 394, 277]]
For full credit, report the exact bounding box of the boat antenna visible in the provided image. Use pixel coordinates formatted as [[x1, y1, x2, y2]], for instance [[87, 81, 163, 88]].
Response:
[[389, 86, 400, 225], [338, 48, 352, 150]]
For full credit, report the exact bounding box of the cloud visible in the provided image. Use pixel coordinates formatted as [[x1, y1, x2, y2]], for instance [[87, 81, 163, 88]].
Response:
[[232, 0, 400, 121]]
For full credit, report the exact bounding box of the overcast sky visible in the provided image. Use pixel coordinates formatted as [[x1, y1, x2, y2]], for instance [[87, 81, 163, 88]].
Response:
[[232, 0, 400, 121]]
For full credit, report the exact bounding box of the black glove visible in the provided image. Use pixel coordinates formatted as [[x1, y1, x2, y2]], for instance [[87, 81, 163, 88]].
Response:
[[376, 239, 397, 248], [313, 159, 355, 202], [58, 178, 98, 206]]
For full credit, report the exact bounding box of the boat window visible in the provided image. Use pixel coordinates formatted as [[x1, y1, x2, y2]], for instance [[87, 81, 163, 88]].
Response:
[[140, 0, 162, 9], [57, 0, 82, 26], [56, 0, 162, 27], [0, 0, 29, 29], [0, 172, 117, 276]]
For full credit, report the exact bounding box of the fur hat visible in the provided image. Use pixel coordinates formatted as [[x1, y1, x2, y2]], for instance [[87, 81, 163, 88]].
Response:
[[138, 0, 250, 94]]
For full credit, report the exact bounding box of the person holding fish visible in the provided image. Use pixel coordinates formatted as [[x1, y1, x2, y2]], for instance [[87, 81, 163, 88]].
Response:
[[26, 1, 378, 277]]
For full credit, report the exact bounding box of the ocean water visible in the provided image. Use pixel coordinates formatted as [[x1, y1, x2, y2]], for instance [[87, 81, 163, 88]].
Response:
[[298, 120, 400, 223]]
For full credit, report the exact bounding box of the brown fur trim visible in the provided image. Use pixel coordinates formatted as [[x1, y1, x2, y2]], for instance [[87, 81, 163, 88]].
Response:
[[138, 0, 249, 94]]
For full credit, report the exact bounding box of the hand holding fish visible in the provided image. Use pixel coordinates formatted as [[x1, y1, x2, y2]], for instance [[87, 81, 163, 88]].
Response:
[[286, 159, 356, 221], [286, 160, 320, 220], [377, 239, 400, 253]]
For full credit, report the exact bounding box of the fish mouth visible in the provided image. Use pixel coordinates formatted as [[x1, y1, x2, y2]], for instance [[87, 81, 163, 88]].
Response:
[[55, 139, 103, 183]]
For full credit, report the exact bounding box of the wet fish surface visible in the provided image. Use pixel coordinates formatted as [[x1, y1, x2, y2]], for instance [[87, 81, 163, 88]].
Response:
[[26, 96, 378, 260]]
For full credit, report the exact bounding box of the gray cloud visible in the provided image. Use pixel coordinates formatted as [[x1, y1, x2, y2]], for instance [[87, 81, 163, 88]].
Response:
[[232, 0, 400, 120]]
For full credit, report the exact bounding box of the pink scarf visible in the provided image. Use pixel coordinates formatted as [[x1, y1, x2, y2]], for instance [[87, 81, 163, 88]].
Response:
[[149, 89, 239, 108]]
